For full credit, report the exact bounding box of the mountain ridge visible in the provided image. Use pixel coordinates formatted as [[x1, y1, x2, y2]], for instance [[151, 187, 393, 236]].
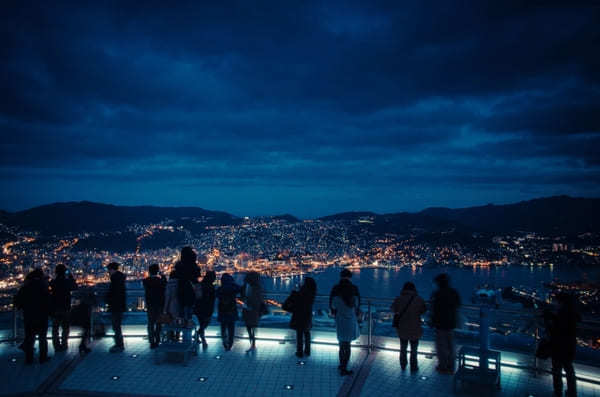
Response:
[[2, 196, 600, 235]]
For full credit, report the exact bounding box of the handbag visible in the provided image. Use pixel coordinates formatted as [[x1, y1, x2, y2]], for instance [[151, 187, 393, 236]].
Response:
[[392, 295, 416, 328], [535, 337, 552, 359]]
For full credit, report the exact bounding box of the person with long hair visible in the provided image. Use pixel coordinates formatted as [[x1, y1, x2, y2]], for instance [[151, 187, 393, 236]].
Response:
[[331, 278, 360, 376], [391, 282, 426, 371], [283, 277, 317, 357], [241, 271, 264, 352]]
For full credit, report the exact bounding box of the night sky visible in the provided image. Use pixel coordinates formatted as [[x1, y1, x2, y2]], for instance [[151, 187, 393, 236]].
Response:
[[1, 1, 599, 218]]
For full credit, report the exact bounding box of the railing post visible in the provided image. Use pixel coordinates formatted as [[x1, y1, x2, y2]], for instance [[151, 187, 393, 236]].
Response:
[[534, 325, 539, 377], [367, 300, 373, 352], [479, 306, 490, 371], [12, 306, 18, 346]]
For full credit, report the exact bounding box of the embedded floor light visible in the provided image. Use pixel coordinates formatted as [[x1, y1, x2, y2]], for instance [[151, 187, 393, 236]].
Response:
[[197, 377, 207, 382], [111, 376, 120, 381], [10, 358, 17, 363], [131, 354, 138, 358], [420, 376, 428, 381], [297, 360, 306, 366], [215, 355, 221, 360], [284, 384, 294, 390]]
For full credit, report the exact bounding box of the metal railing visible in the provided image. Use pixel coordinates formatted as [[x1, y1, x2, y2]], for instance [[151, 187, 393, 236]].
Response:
[[3, 287, 600, 383]]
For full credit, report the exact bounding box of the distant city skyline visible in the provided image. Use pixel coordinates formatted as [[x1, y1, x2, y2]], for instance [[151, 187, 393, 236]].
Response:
[[1, 2, 599, 219]]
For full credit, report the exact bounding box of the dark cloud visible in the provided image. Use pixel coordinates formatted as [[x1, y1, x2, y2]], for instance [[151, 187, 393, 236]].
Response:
[[0, 0, 599, 216]]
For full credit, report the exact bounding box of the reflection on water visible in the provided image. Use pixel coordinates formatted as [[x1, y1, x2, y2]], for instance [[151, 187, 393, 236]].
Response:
[[250, 263, 586, 299]]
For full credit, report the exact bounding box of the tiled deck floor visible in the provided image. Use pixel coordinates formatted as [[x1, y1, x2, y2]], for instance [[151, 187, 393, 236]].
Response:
[[1, 330, 599, 397]]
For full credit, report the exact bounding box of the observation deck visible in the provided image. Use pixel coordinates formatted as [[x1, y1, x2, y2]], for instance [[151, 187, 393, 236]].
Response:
[[1, 290, 599, 397]]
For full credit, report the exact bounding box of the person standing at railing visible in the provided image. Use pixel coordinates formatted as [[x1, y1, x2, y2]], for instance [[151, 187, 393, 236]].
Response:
[[430, 273, 460, 375], [391, 282, 426, 372], [175, 247, 201, 343], [283, 277, 317, 358], [544, 292, 581, 397], [14, 268, 52, 365], [329, 268, 360, 316], [194, 270, 216, 350], [50, 264, 77, 352], [106, 262, 126, 353], [332, 279, 360, 376], [241, 271, 264, 352], [217, 273, 241, 351], [143, 264, 166, 349]]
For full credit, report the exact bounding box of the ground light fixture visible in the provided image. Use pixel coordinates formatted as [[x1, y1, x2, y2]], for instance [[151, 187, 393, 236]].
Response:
[[197, 377, 207, 382], [111, 376, 120, 381], [284, 384, 294, 390], [297, 360, 306, 366]]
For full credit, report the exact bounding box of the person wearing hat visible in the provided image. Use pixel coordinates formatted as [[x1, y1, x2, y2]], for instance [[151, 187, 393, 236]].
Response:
[[106, 262, 126, 353], [430, 273, 460, 374]]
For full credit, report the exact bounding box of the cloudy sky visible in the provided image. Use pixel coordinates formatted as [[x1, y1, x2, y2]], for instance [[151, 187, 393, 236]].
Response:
[[1, 1, 599, 218]]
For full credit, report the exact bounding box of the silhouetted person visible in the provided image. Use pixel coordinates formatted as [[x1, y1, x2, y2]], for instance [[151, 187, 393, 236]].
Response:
[[143, 264, 166, 349], [217, 273, 240, 351], [431, 273, 460, 374], [283, 277, 316, 358], [15, 268, 51, 364], [241, 271, 264, 352], [545, 292, 581, 397], [332, 278, 360, 376], [391, 282, 426, 371], [329, 268, 360, 316], [175, 247, 200, 342], [74, 287, 96, 355], [194, 270, 216, 349], [106, 262, 126, 353], [50, 264, 77, 352]]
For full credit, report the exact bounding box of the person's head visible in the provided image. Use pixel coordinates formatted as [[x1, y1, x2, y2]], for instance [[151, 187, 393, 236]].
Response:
[[244, 271, 260, 286], [340, 268, 352, 280], [434, 273, 449, 288], [221, 273, 234, 285], [203, 270, 216, 284], [556, 291, 576, 309], [402, 281, 416, 293], [149, 264, 159, 276], [180, 246, 197, 265], [301, 277, 317, 297], [106, 262, 120, 275], [26, 268, 44, 281], [55, 264, 67, 276]]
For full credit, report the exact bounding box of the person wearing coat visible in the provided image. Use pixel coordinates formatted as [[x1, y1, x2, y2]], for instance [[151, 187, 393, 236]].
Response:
[[216, 273, 241, 351], [331, 278, 360, 376], [106, 262, 126, 353], [194, 270, 216, 349], [14, 268, 51, 364], [283, 277, 317, 358], [544, 292, 581, 397], [143, 264, 166, 349], [241, 271, 264, 352], [391, 282, 426, 371], [430, 273, 460, 374], [49, 264, 78, 352]]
